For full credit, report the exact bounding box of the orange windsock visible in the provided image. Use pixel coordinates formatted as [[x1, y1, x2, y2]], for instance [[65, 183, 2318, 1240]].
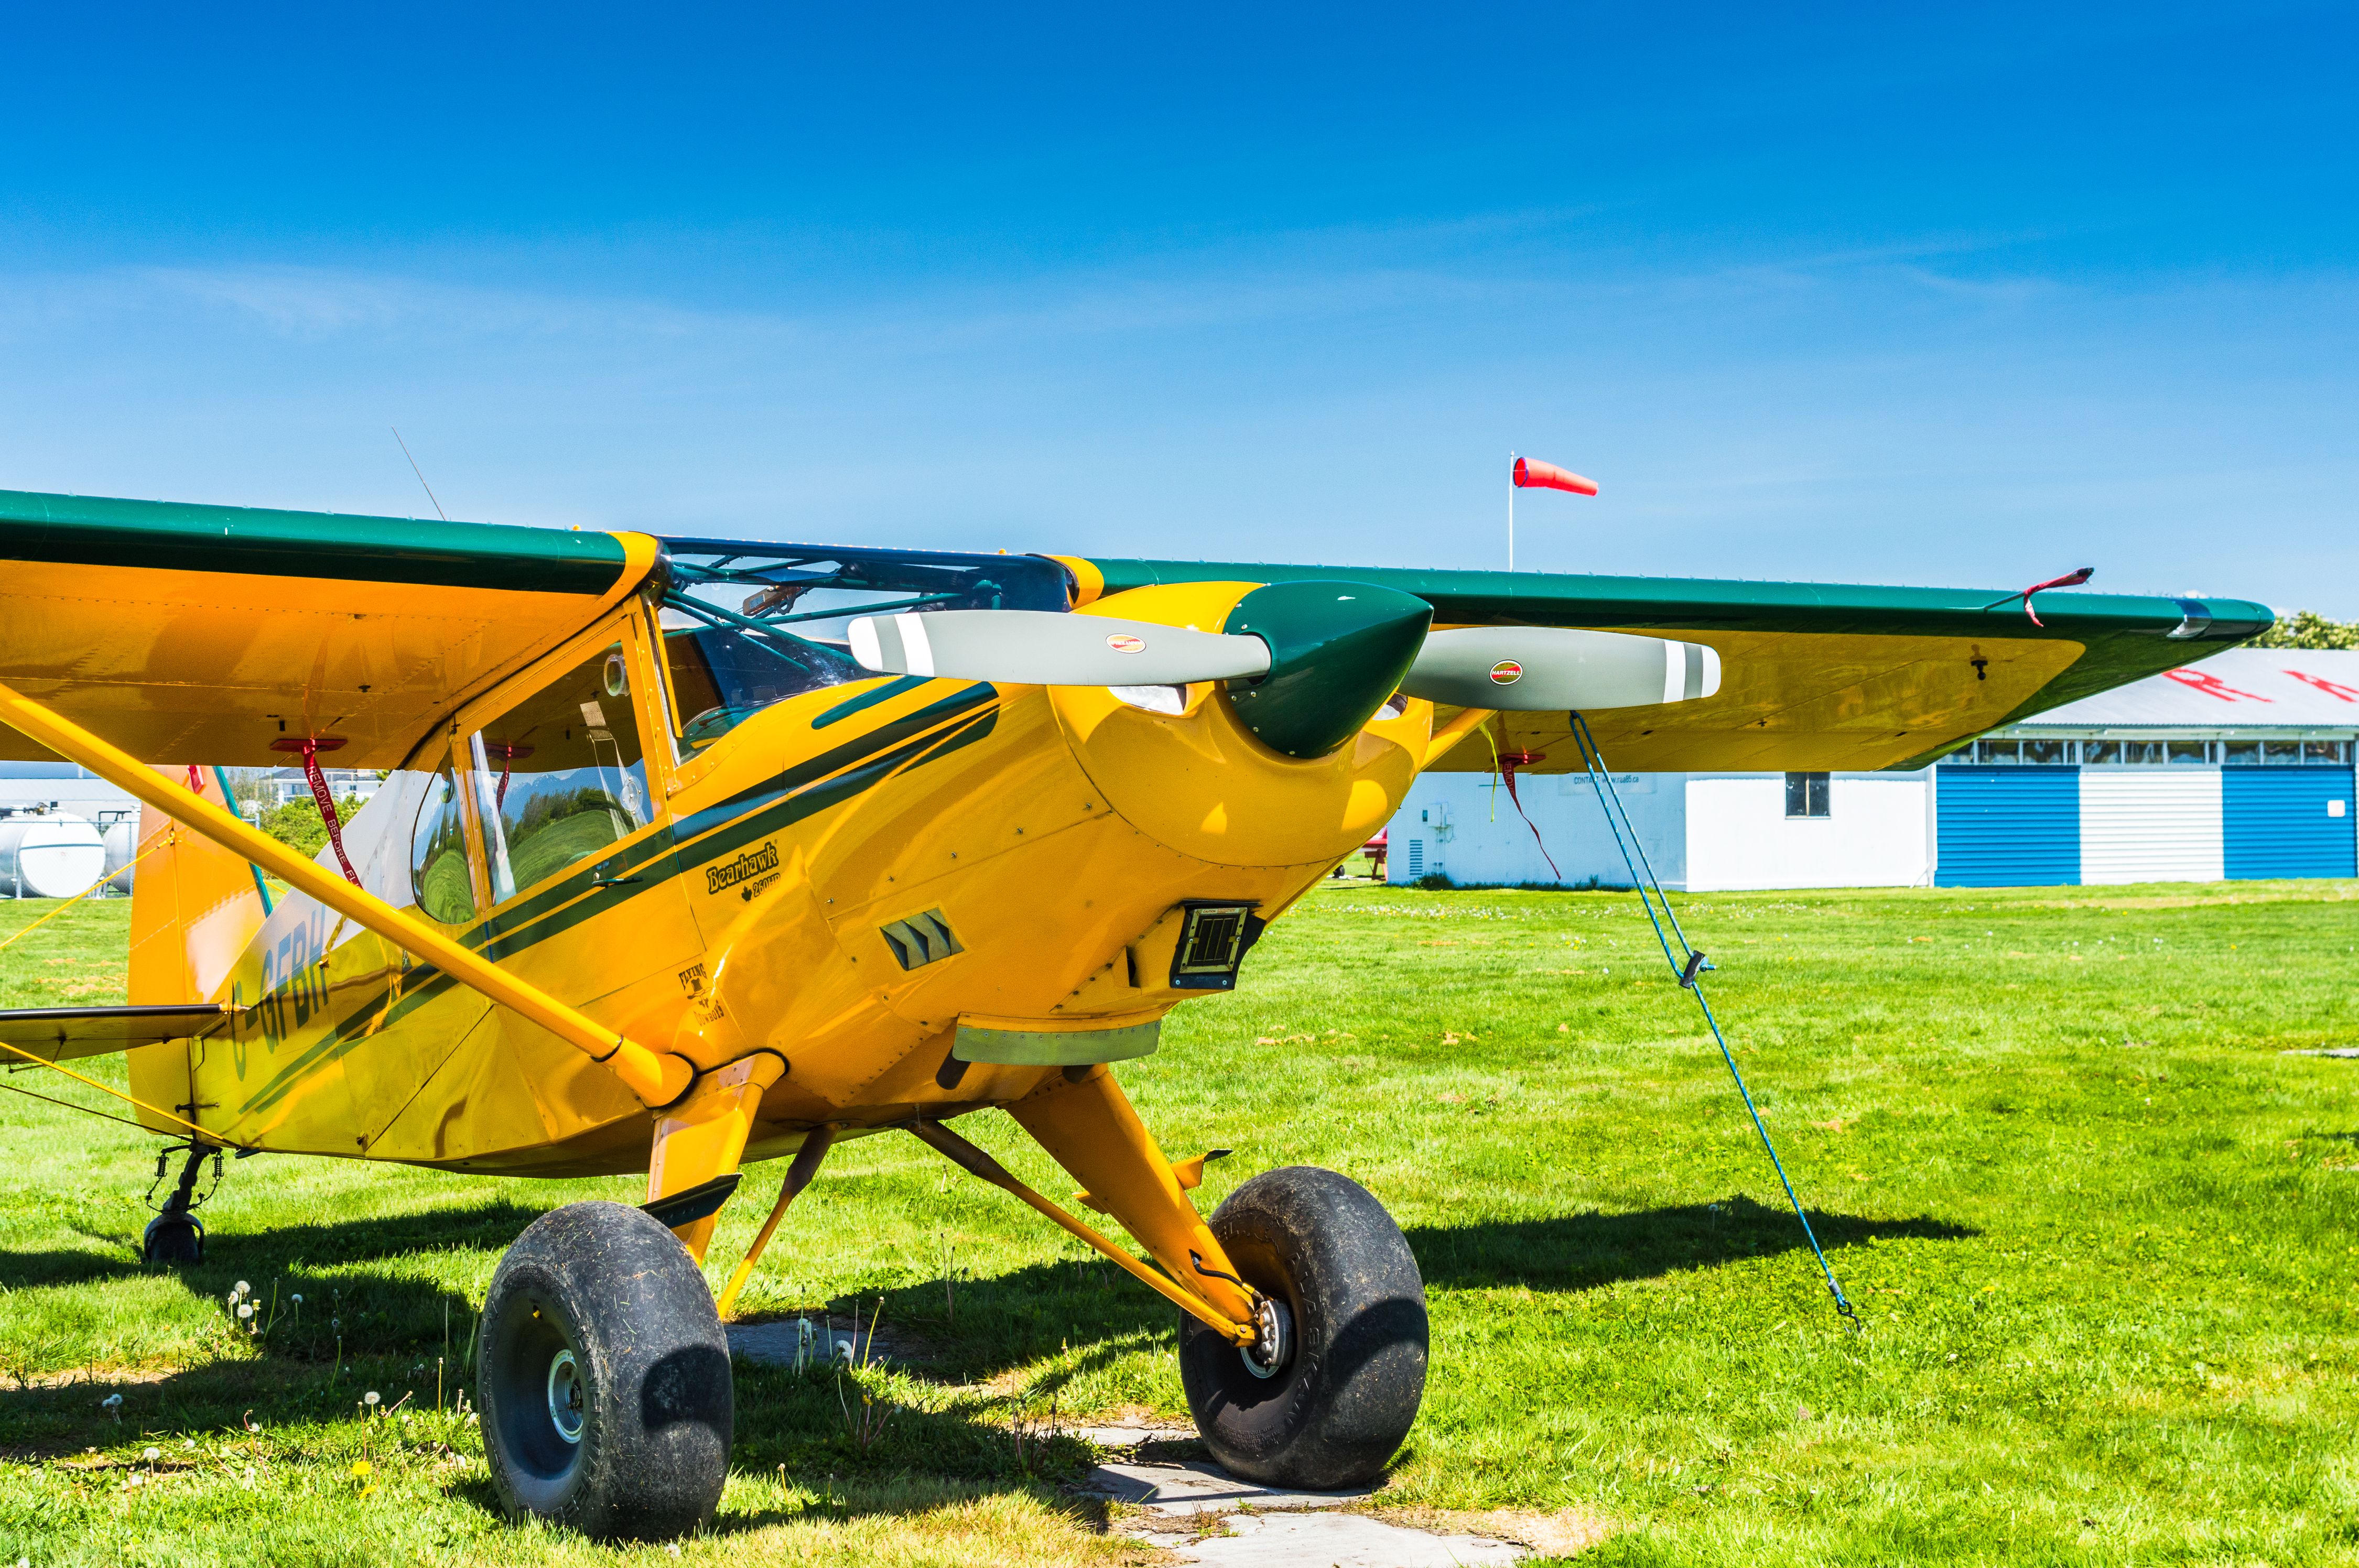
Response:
[[1512, 457, 1598, 496]]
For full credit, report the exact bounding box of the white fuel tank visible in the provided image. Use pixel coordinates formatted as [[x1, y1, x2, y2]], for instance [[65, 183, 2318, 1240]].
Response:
[[99, 811, 140, 895], [0, 810, 107, 899]]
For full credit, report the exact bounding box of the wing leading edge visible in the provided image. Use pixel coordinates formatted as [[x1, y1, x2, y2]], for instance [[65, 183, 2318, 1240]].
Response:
[[0, 490, 656, 768], [1067, 557, 2271, 772]]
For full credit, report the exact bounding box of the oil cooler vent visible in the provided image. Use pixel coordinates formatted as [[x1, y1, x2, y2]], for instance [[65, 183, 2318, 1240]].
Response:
[[881, 909, 965, 970], [1169, 900, 1265, 991]]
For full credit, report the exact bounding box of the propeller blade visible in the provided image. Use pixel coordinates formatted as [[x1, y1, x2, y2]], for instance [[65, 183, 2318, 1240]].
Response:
[[846, 611, 1274, 687], [1400, 627, 1722, 711]]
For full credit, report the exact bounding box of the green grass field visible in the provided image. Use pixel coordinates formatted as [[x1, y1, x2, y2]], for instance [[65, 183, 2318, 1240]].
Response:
[[4, 878, 2358, 1565]]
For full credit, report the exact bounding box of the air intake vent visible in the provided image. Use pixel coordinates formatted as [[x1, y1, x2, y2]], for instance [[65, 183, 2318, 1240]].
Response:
[[1168, 900, 1264, 990], [880, 909, 964, 970]]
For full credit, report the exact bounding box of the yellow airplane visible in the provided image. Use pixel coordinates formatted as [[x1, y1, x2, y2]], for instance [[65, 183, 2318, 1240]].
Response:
[[0, 488, 2267, 1540]]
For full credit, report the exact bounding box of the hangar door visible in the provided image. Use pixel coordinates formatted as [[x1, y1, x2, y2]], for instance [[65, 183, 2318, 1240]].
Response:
[[1934, 766, 2080, 887], [2223, 768, 2357, 879]]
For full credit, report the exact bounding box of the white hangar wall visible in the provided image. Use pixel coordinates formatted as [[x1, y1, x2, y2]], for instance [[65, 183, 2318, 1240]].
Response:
[[1684, 771, 1935, 890], [1385, 769, 1933, 892], [1387, 770, 1685, 888]]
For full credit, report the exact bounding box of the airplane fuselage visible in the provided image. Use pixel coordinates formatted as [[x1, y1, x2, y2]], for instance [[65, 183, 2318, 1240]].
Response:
[[166, 578, 1428, 1176]]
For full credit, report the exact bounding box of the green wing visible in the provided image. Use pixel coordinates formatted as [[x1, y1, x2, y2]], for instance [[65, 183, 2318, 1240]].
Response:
[[1076, 557, 2271, 772]]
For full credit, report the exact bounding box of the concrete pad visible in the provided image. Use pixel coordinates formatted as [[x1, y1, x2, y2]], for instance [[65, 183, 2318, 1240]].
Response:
[[1070, 1423, 1176, 1449], [727, 1319, 888, 1367], [1082, 1455, 1372, 1516], [1174, 1511, 1527, 1566]]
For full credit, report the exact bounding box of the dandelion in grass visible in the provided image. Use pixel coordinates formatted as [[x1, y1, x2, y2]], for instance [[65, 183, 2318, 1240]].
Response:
[[100, 1392, 122, 1420], [364, 1390, 381, 1409], [142, 1446, 159, 1463]]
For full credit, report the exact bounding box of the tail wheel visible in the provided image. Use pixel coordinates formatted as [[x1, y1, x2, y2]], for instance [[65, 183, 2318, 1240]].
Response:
[[478, 1201, 732, 1541], [141, 1213, 203, 1266], [1177, 1166, 1427, 1490]]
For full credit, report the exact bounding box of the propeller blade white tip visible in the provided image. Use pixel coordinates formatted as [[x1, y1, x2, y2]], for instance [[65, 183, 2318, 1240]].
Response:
[[848, 617, 885, 672], [897, 613, 936, 677]]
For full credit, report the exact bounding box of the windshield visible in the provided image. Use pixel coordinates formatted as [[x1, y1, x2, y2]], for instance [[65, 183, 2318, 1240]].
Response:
[[655, 539, 1069, 752]]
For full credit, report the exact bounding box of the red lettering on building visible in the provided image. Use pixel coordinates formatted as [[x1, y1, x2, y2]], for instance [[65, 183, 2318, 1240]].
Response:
[[2162, 668, 2270, 702], [2285, 669, 2359, 703]]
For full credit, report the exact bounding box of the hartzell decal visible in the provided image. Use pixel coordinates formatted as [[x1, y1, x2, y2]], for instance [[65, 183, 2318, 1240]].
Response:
[[706, 840, 781, 895]]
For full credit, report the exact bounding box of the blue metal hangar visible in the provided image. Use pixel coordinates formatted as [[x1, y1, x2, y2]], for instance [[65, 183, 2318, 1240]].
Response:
[[1935, 648, 2355, 886], [1384, 649, 2355, 892]]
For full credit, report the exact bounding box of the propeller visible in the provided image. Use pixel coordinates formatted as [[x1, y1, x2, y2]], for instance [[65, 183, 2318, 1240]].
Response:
[[1399, 627, 1720, 712], [845, 607, 1723, 739], [847, 610, 1272, 686]]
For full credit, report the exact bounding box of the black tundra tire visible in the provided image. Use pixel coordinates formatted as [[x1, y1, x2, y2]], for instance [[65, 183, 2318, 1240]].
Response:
[[1177, 1166, 1427, 1490], [478, 1201, 731, 1540]]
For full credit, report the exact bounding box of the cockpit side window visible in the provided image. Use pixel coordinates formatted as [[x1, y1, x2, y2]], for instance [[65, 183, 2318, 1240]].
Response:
[[655, 541, 1067, 756], [467, 642, 654, 903], [408, 766, 476, 925]]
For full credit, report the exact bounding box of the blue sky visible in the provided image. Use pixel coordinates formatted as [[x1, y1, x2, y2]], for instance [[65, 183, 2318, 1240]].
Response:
[[2, 3, 2352, 611]]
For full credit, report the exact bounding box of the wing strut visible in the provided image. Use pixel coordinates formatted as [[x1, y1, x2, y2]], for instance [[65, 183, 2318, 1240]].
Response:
[[0, 678, 698, 1111]]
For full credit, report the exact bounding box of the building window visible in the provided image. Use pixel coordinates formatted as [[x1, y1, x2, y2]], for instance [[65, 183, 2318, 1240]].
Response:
[[2021, 739, 2072, 765], [2304, 740, 2349, 765], [2083, 741, 2120, 765], [1784, 772, 1830, 818], [2264, 741, 2306, 764], [2221, 741, 2261, 766]]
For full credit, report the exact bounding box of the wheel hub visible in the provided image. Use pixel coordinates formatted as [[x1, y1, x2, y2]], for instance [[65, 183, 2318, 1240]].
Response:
[[546, 1348, 584, 1443], [1240, 1296, 1293, 1379]]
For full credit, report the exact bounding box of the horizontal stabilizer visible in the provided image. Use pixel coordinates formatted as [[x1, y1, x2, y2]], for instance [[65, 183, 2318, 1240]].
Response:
[[0, 1003, 231, 1064]]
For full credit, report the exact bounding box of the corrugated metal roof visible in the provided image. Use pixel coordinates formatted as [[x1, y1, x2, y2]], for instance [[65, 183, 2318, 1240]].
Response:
[[2010, 649, 2359, 729]]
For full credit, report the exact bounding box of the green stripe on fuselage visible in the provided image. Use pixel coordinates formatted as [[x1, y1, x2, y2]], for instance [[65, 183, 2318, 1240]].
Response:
[[232, 682, 1000, 1124]]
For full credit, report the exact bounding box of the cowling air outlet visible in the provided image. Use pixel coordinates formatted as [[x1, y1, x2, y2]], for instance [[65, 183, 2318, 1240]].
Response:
[[1169, 900, 1265, 990], [880, 909, 964, 970]]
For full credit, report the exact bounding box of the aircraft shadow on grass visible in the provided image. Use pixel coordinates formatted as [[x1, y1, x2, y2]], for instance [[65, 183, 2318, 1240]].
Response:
[[1, 1207, 1123, 1519], [2, 1192, 1975, 1360], [1, 1193, 1975, 1517], [0, 1198, 556, 1292], [1405, 1194, 1976, 1292]]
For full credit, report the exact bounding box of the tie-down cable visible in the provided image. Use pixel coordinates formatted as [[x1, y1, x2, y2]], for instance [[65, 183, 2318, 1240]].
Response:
[[1562, 710, 1859, 1331]]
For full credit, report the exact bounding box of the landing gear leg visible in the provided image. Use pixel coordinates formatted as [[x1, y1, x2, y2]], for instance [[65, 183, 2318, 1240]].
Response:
[[142, 1142, 217, 1266], [1005, 1072, 1429, 1487]]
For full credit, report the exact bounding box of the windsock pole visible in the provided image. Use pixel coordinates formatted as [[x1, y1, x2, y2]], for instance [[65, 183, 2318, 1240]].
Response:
[[1508, 450, 1517, 572]]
